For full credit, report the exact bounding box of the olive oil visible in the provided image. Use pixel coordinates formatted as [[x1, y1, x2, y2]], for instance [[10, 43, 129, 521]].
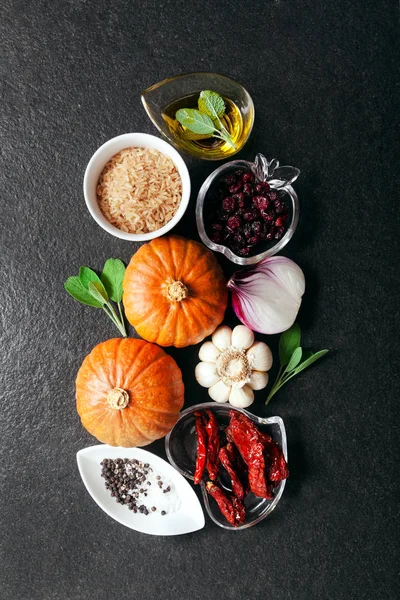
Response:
[[162, 93, 249, 160]]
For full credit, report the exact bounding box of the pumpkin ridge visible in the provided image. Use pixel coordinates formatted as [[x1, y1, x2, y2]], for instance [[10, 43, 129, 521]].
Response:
[[120, 341, 155, 389], [150, 237, 173, 273], [180, 245, 215, 283], [131, 302, 170, 332], [141, 242, 167, 278], [114, 338, 126, 386], [132, 404, 182, 416], [189, 268, 228, 293], [133, 409, 181, 433], [123, 351, 166, 389], [178, 298, 203, 345], [86, 344, 114, 388], [155, 304, 179, 346], [170, 234, 189, 281], [121, 410, 154, 443]]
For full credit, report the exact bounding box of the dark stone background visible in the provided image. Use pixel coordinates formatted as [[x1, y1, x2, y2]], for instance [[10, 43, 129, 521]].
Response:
[[1, 1, 399, 599]]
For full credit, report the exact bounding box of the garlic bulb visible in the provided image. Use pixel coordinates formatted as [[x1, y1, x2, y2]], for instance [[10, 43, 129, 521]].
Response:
[[195, 325, 272, 408]]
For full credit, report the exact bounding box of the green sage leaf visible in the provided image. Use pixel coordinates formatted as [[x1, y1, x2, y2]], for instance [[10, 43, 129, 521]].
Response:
[[285, 347, 303, 373], [181, 130, 214, 141], [79, 266, 103, 290], [279, 323, 301, 366], [292, 350, 329, 375], [64, 276, 103, 308], [88, 281, 108, 305], [100, 258, 125, 303], [175, 109, 216, 135], [198, 90, 225, 120]]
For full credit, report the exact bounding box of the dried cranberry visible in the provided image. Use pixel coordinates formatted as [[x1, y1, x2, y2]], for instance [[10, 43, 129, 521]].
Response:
[[222, 174, 235, 186], [260, 210, 274, 222], [255, 182, 270, 194], [274, 199, 283, 211], [268, 191, 278, 202], [233, 233, 245, 246], [252, 221, 262, 235], [227, 215, 241, 230], [253, 196, 270, 211], [274, 217, 285, 227], [243, 172, 255, 183], [232, 192, 245, 207], [274, 227, 285, 240], [237, 247, 251, 257], [266, 229, 275, 241], [211, 223, 223, 231], [222, 197, 236, 213], [229, 181, 243, 194], [243, 211, 254, 222], [243, 183, 253, 196], [247, 236, 260, 246], [243, 223, 252, 239]]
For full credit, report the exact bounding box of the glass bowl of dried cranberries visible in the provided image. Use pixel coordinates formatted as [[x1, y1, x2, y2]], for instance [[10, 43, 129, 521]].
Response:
[[196, 154, 300, 265]]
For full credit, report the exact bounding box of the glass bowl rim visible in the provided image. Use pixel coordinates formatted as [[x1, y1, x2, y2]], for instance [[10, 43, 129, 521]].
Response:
[[196, 159, 299, 265], [165, 402, 288, 531]]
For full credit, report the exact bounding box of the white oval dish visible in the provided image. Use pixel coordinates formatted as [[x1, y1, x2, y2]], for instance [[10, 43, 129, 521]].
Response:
[[77, 445, 204, 536], [83, 133, 191, 241]]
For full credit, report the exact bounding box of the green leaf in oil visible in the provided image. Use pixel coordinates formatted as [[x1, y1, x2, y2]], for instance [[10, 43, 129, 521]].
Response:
[[175, 109, 217, 135], [198, 90, 225, 120]]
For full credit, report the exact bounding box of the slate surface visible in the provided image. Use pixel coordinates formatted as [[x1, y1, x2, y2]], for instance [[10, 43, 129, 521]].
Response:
[[1, 1, 399, 599]]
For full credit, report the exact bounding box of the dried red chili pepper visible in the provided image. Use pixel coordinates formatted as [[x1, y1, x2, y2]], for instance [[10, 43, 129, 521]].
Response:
[[262, 437, 289, 482], [231, 495, 246, 525], [226, 442, 249, 494], [193, 412, 207, 485], [206, 482, 237, 526], [219, 444, 246, 500], [205, 409, 220, 481], [226, 411, 273, 499]]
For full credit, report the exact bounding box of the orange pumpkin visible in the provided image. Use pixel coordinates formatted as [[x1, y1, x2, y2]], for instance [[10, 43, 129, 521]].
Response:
[[123, 235, 228, 347], [76, 338, 184, 447]]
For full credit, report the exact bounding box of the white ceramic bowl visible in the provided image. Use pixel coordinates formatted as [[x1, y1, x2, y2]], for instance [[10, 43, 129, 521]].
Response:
[[83, 133, 191, 241], [77, 445, 205, 536]]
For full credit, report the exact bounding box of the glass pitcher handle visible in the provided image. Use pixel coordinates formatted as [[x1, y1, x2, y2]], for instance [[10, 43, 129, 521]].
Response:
[[251, 153, 300, 186]]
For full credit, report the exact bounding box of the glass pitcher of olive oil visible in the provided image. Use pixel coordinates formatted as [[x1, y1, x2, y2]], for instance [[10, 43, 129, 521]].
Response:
[[141, 73, 255, 161]]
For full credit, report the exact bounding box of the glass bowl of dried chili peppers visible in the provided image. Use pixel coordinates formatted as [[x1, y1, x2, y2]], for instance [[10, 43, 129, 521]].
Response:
[[165, 403, 288, 530]]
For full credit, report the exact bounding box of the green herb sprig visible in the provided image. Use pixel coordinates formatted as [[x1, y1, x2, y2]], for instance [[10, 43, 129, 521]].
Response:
[[176, 90, 237, 149], [265, 323, 329, 405], [64, 258, 127, 337]]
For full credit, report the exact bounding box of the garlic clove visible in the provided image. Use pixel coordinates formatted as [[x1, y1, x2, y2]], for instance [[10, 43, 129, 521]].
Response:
[[247, 341, 273, 372], [194, 362, 220, 388], [229, 385, 254, 408], [208, 379, 231, 403], [248, 370, 269, 390], [211, 325, 232, 352], [231, 325, 255, 350], [198, 341, 220, 363]]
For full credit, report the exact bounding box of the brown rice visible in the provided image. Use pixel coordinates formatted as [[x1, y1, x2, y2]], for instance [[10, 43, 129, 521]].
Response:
[[97, 146, 182, 234]]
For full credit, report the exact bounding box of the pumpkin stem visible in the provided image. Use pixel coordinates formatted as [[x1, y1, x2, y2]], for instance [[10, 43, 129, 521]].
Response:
[[167, 280, 188, 302], [107, 388, 130, 409]]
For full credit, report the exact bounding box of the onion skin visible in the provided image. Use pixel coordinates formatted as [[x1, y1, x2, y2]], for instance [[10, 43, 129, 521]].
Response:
[[227, 256, 305, 335]]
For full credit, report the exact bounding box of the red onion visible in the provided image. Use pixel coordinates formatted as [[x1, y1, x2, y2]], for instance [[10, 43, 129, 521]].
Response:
[[227, 256, 305, 334]]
